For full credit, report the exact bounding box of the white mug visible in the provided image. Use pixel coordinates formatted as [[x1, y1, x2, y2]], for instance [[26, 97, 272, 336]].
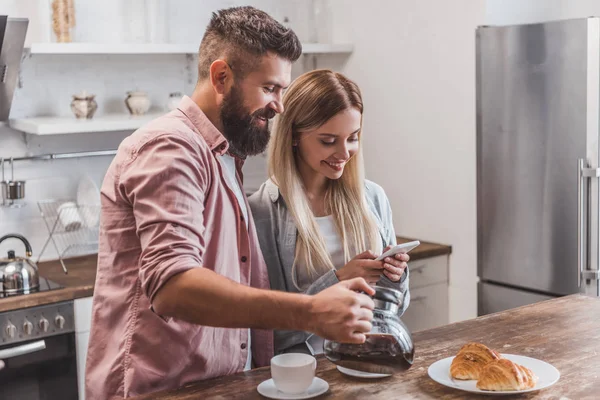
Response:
[[270, 353, 316, 394], [57, 202, 83, 232]]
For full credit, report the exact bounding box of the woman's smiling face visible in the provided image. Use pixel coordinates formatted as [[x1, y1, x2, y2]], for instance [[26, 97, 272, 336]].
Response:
[[295, 107, 362, 181]]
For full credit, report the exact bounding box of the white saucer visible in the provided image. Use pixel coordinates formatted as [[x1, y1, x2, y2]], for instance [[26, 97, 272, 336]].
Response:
[[337, 365, 392, 379], [257, 377, 329, 399]]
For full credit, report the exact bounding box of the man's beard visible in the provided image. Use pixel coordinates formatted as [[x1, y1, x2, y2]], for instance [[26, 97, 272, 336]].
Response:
[[220, 85, 275, 158]]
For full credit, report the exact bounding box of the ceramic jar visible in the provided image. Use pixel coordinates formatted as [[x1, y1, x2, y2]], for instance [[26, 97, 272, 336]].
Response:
[[70, 92, 97, 119], [125, 91, 151, 116]]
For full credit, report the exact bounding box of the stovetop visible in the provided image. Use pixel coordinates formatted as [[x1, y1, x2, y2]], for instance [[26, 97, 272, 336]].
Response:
[[0, 277, 73, 346], [0, 276, 63, 298]]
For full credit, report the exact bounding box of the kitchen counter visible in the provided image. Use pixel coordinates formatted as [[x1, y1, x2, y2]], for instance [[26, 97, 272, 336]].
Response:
[[0, 237, 449, 313], [0, 254, 97, 313], [132, 294, 599, 399], [396, 236, 451, 260]]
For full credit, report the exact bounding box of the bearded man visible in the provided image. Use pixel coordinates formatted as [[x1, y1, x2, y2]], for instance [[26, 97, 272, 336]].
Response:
[[85, 6, 375, 399]]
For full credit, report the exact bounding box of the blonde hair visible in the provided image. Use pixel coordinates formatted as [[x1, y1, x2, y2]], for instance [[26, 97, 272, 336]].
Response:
[[268, 69, 382, 289]]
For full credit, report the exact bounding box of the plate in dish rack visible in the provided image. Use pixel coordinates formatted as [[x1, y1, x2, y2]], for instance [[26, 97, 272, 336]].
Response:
[[76, 175, 101, 227], [427, 354, 560, 395]]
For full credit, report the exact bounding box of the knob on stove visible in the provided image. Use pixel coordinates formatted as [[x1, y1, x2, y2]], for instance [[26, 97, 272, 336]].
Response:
[[39, 317, 49, 332], [23, 319, 33, 335], [55, 315, 65, 329], [5, 322, 16, 339]]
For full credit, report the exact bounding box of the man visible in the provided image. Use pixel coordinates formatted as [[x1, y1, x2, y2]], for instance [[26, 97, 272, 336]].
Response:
[[86, 6, 375, 399]]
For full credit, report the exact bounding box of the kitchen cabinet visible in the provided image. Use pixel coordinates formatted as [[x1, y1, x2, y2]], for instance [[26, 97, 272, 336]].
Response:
[[74, 296, 93, 400], [401, 255, 449, 332]]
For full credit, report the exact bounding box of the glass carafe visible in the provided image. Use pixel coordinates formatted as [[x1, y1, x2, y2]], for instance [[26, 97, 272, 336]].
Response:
[[323, 286, 414, 374]]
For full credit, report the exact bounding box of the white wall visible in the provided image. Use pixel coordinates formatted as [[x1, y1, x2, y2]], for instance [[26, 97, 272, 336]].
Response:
[[327, 0, 486, 323], [486, 0, 600, 25]]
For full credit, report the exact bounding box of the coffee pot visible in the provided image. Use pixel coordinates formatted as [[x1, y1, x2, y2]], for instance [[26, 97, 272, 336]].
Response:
[[323, 286, 414, 375], [0, 234, 39, 295]]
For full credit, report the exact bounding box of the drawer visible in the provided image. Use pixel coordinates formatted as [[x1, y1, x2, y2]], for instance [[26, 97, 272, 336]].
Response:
[[408, 255, 448, 289], [401, 283, 449, 332]]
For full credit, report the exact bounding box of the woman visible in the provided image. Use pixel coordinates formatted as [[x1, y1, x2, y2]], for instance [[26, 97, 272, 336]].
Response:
[[249, 69, 410, 355]]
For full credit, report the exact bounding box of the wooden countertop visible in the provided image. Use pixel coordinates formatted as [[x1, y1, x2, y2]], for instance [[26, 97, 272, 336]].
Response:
[[396, 236, 452, 260], [0, 237, 449, 313], [0, 254, 97, 313], [133, 294, 599, 399]]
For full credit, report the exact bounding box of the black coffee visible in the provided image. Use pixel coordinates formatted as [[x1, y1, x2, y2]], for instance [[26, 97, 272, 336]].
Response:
[[325, 333, 414, 375]]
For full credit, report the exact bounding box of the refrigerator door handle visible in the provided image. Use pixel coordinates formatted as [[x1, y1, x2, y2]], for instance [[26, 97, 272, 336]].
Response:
[[578, 159, 600, 287], [578, 159, 585, 288]]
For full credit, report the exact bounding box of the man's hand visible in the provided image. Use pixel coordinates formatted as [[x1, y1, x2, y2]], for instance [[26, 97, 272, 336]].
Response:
[[380, 245, 409, 282], [335, 250, 386, 284], [307, 278, 375, 343]]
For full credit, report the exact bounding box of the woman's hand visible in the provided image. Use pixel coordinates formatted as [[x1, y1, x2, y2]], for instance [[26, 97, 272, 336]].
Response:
[[335, 250, 385, 284], [380, 245, 410, 282]]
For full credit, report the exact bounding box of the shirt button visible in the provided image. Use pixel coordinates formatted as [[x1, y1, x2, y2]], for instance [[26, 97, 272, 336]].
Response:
[[241, 343, 247, 350], [241, 256, 247, 262]]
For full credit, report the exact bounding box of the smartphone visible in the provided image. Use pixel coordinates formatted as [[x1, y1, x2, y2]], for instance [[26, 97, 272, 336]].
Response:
[[375, 240, 420, 261]]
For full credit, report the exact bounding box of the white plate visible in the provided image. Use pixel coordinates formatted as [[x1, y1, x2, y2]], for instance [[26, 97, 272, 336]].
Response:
[[428, 354, 560, 395], [257, 377, 328, 399], [337, 365, 392, 379], [76, 175, 101, 227]]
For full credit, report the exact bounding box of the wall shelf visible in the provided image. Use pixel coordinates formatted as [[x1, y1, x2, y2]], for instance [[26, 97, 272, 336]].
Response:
[[27, 43, 354, 55], [13, 42, 354, 135], [9, 114, 162, 135]]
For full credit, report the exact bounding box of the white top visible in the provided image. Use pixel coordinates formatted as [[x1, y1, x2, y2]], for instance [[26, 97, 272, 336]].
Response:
[[219, 154, 249, 229], [296, 215, 345, 289], [219, 154, 252, 370], [298, 215, 345, 355], [315, 215, 346, 268]]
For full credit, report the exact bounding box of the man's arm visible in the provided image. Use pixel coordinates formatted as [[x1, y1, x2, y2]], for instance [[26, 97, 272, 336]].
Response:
[[153, 269, 376, 344], [119, 135, 375, 343]]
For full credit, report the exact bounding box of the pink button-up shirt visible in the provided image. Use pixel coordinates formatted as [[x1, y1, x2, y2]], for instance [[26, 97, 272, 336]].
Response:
[[85, 96, 273, 399]]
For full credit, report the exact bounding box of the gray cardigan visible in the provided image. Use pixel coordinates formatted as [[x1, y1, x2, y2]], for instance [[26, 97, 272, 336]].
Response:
[[249, 179, 410, 355]]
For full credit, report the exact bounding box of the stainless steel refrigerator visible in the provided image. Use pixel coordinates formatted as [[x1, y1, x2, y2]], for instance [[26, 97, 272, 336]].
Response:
[[477, 17, 600, 315]]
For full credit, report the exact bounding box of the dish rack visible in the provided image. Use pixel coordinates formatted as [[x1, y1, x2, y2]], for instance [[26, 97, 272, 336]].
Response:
[[37, 199, 101, 273]]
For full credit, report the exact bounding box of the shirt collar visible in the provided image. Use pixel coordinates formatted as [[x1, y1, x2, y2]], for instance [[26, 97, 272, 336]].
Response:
[[265, 178, 281, 203], [177, 95, 229, 155]]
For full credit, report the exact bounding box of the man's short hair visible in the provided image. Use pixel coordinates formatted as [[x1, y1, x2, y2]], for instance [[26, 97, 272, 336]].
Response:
[[197, 6, 302, 81]]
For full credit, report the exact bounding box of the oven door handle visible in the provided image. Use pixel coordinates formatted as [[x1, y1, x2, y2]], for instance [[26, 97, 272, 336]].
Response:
[[0, 340, 46, 359]]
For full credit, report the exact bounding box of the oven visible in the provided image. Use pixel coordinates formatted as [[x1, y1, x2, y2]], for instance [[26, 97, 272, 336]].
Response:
[[0, 301, 78, 400]]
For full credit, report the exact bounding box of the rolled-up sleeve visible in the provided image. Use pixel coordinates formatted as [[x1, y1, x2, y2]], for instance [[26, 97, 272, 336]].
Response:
[[118, 134, 208, 302]]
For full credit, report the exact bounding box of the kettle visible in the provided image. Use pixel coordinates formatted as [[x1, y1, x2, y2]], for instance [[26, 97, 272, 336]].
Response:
[[0, 234, 39, 295]]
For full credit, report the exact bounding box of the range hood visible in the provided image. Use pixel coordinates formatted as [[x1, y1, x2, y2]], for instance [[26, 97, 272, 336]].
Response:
[[0, 16, 28, 121]]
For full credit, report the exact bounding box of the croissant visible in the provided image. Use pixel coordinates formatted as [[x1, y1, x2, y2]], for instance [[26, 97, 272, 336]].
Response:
[[450, 342, 502, 380], [476, 359, 538, 391]]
